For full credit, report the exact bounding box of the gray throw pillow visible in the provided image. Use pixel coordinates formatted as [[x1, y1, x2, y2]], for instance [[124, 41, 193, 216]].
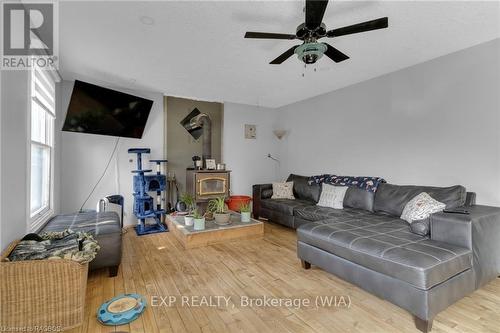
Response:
[[262, 189, 273, 199], [410, 218, 430, 236]]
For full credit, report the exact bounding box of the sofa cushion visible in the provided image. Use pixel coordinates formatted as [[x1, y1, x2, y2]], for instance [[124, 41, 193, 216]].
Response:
[[260, 199, 313, 216], [295, 205, 371, 222], [287, 174, 321, 203], [297, 214, 472, 290], [374, 183, 466, 217], [343, 187, 375, 212], [42, 211, 121, 236]]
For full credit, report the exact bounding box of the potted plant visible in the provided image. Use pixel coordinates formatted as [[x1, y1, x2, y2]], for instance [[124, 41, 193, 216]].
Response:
[[239, 201, 252, 222], [180, 193, 195, 226], [208, 196, 231, 225], [192, 209, 205, 231]]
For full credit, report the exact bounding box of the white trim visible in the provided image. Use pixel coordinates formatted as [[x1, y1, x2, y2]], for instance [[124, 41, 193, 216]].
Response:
[[26, 70, 33, 234], [0, 67, 2, 249], [30, 208, 54, 233], [30, 140, 52, 149]]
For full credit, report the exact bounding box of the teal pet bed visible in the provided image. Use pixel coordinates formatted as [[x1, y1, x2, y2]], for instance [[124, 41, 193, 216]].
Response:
[[97, 293, 146, 325]]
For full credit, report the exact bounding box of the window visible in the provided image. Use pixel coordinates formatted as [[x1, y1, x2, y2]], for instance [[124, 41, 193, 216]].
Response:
[[30, 66, 56, 230]]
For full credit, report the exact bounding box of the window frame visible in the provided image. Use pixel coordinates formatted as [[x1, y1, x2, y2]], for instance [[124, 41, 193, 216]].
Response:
[[27, 66, 57, 232]]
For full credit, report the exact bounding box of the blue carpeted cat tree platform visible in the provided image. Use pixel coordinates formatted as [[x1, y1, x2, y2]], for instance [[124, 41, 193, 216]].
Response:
[[128, 148, 168, 236]]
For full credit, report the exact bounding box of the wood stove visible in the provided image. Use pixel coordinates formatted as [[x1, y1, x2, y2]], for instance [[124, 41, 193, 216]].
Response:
[[186, 170, 231, 202]]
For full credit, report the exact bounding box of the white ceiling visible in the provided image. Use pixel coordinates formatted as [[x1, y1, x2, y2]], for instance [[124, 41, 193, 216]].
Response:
[[59, 1, 500, 108]]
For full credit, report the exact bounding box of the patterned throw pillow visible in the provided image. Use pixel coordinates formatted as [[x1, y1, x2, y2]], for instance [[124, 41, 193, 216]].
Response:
[[271, 181, 295, 199], [401, 192, 446, 224], [317, 184, 349, 209]]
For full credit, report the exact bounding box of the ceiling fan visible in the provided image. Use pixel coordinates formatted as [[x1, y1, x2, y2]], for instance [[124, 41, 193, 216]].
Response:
[[244, 0, 388, 65]]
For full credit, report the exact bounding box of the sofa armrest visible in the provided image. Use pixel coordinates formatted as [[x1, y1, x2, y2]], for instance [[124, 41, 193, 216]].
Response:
[[430, 210, 473, 250], [252, 183, 273, 219], [465, 192, 476, 206], [430, 205, 500, 287]]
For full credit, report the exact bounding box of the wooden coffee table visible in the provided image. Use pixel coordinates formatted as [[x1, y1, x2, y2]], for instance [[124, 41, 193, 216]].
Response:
[[165, 212, 264, 249]]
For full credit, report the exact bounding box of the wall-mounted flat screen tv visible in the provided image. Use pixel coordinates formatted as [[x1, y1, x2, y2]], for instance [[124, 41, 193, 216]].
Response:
[[62, 80, 154, 139]]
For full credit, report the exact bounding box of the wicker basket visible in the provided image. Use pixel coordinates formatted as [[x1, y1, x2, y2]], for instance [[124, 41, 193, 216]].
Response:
[[0, 240, 89, 331]]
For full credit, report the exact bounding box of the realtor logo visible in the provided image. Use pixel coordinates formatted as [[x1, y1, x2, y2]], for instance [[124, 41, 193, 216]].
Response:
[[1, 2, 58, 70]]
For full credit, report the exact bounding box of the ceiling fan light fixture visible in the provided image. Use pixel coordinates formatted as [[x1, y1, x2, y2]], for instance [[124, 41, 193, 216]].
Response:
[[294, 42, 327, 64]]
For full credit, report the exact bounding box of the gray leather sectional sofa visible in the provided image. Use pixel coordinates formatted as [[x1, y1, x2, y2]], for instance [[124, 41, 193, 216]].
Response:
[[253, 174, 500, 332]]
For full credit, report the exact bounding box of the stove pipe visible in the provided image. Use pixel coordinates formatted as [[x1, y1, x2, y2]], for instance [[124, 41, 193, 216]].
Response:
[[186, 113, 212, 161]]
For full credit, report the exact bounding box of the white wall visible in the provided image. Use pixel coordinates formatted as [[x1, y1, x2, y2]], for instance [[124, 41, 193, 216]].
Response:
[[60, 80, 164, 227], [223, 102, 280, 196], [0, 71, 30, 250], [277, 39, 500, 206]]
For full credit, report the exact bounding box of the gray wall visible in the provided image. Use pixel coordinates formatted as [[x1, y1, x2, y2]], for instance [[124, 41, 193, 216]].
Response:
[[166, 96, 222, 193], [0, 71, 62, 250], [60, 80, 164, 227], [223, 102, 280, 196], [277, 38, 500, 206]]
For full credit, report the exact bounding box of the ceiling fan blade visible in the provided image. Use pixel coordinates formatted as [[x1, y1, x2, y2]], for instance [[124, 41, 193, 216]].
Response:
[[305, 0, 329, 30], [270, 45, 299, 64], [323, 43, 349, 63], [244, 32, 297, 40], [326, 17, 388, 37]]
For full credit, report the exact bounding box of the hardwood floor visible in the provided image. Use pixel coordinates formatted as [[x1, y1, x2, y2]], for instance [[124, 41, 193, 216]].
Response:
[[67, 222, 500, 333]]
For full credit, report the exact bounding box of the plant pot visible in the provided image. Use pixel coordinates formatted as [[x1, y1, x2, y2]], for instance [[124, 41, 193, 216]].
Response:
[[214, 212, 231, 225], [193, 217, 205, 231], [226, 196, 252, 211], [184, 215, 194, 226], [240, 212, 251, 223]]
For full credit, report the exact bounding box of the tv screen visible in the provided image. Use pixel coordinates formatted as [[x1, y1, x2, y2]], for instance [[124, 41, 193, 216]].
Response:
[[62, 80, 153, 139]]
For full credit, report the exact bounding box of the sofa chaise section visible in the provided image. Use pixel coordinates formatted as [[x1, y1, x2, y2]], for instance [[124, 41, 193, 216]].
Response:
[[297, 182, 500, 332], [253, 175, 500, 332], [297, 214, 472, 290]]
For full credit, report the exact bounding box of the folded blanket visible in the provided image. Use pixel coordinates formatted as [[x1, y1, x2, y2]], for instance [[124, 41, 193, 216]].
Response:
[[4, 229, 100, 264], [309, 174, 386, 193]]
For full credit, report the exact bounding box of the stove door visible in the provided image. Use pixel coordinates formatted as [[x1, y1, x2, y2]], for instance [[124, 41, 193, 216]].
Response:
[[196, 174, 228, 199]]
